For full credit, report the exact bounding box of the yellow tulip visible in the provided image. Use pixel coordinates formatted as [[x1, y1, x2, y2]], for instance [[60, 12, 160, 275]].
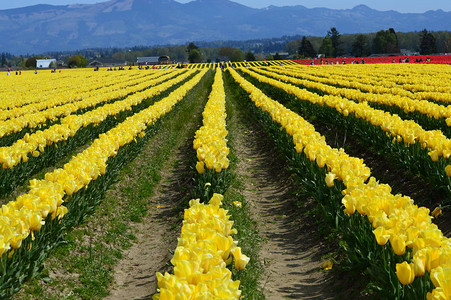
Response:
[[427, 288, 447, 300], [390, 235, 406, 256], [396, 261, 415, 285], [320, 260, 334, 270], [446, 165, 451, 177], [373, 227, 390, 246], [233, 201, 242, 208], [424, 248, 440, 272], [431, 207, 442, 218], [195, 161, 204, 175], [231, 247, 250, 271], [413, 252, 426, 277], [209, 193, 223, 207], [430, 267, 451, 298], [429, 150, 440, 162], [325, 173, 336, 187], [341, 195, 356, 215]]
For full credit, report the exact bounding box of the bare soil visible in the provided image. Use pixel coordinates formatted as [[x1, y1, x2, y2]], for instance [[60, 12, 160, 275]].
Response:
[[105, 145, 191, 300], [228, 98, 336, 299]]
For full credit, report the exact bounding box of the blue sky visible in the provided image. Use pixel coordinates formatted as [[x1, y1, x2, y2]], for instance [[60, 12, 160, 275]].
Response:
[[1, 0, 450, 13]]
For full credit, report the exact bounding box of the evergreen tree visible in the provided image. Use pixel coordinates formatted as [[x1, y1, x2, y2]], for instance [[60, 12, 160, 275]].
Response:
[[386, 28, 400, 53], [245, 51, 256, 61], [419, 29, 437, 55], [298, 36, 316, 58], [1, 53, 6, 67], [186, 42, 199, 53], [273, 52, 282, 60], [327, 27, 343, 57], [319, 36, 334, 58], [230, 48, 244, 62], [443, 38, 451, 53], [285, 40, 301, 55], [188, 49, 203, 63], [351, 34, 370, 57], [373, 28, 400, 54], [186, 42, 202, 63]]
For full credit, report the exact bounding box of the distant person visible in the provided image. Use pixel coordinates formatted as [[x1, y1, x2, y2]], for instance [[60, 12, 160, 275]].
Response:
[[34, 69, 38, 74]]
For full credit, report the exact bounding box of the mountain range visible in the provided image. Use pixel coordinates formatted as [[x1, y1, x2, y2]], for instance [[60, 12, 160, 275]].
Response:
[[0, 0, 450, 54]]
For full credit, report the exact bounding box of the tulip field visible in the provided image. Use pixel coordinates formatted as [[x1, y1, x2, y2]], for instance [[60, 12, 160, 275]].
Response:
[[1, 62, 451, 299]]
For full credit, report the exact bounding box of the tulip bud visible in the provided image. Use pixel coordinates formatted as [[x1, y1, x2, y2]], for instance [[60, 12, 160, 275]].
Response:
[[396, 261, 415, 285], [431, 207, 442, 218], [390, 235, 406, 256], [196, 161, 204, 175], [320, 260, 333, 270], [342, 196, 356, 215], [445, 165, 451, 177], [428, 150, 440, 162], [413, 253, 426, 277]]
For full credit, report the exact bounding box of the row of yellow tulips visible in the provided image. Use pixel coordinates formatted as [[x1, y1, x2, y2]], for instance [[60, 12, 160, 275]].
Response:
[[194, 68, 230, 174], [0, 70, 125, 110], [259, 66, 451, 126], [0, 70, 153, 121], [0, 69, 208, 257], [0, 69, 184, 140], [291, 64, 451, 99], [228, 67, 451, 299], [186, 60, 296, 69], [240, 68, 451, 170], [0, 69, 195, 170], [154, 194, 249, 300]]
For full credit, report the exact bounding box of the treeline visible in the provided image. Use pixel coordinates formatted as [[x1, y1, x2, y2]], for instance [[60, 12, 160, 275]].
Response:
[[288, 29, 451, 58], [1, 30, 450, 68]]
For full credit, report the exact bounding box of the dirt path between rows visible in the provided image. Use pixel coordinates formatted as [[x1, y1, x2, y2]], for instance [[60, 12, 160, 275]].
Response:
[[105, 137, 194, 300], [229, 102, 335, 299], [104, 73, 211, 299]]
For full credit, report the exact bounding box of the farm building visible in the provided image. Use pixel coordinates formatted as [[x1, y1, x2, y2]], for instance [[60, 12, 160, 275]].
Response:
[[36, 59, 57, 69], [88, 57, 127, 67], [137, 56, 171, 65]]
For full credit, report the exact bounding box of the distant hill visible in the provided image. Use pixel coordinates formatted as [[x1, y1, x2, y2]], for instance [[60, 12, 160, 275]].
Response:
[[0, 0, 450, 54]]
